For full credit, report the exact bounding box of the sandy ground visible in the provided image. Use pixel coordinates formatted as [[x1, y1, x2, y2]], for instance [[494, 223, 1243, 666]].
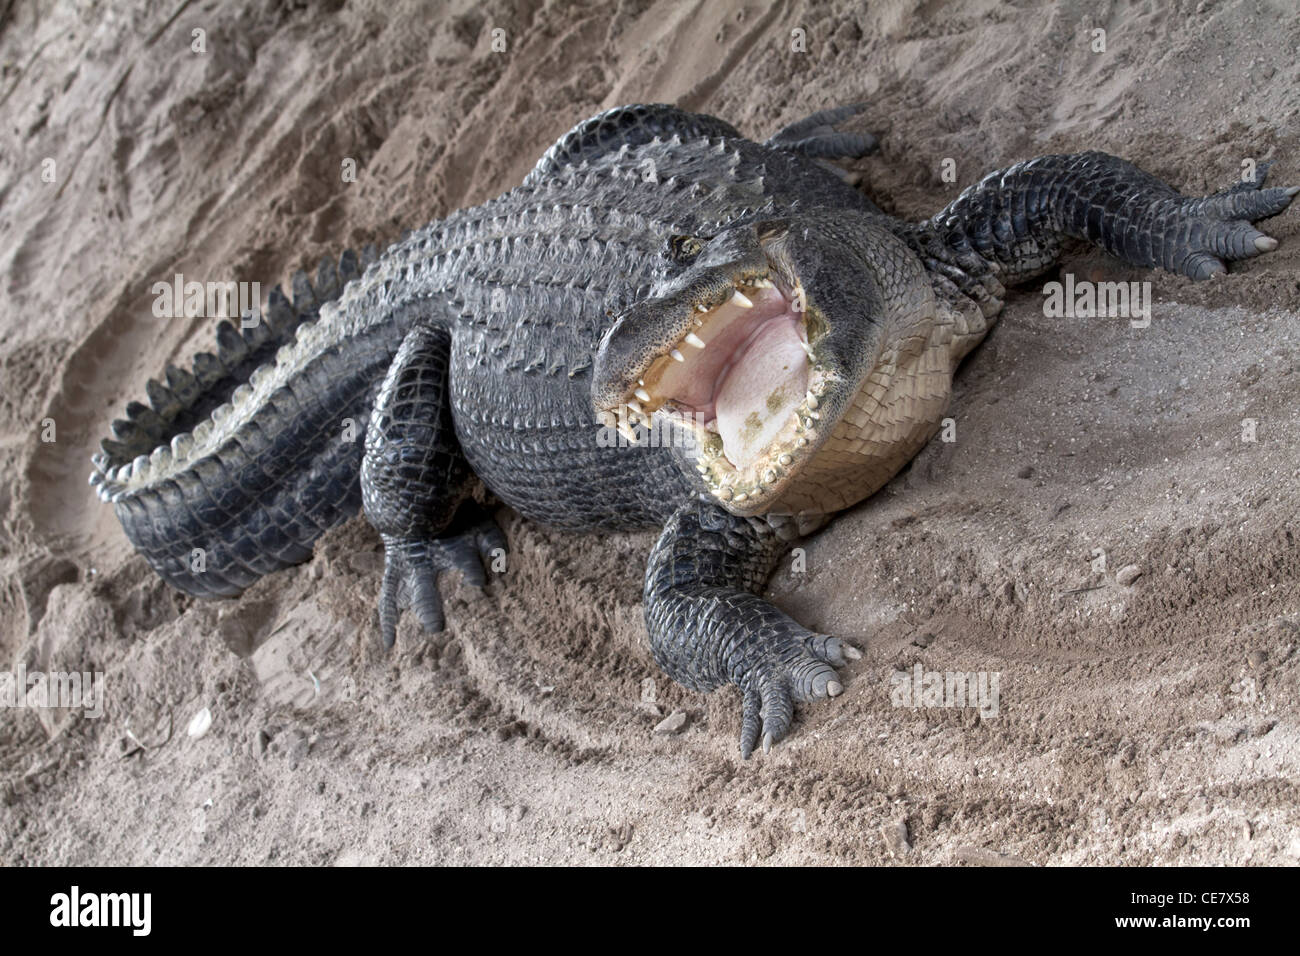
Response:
[[2, 0, 1299, 865]]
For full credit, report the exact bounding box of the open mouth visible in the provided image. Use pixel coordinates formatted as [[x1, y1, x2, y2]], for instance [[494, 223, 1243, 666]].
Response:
[[599, 269, 833, 509]]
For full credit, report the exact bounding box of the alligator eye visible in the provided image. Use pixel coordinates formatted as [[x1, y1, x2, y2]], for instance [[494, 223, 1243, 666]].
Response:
[[666, 234, 708, 263]]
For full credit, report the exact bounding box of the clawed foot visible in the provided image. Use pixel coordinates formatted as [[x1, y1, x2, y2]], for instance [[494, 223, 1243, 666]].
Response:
[[376, 517, 506, 649], [1161, 162, 1297, 278], [766, 103, 879, 161], [736, 632, 861, 759]]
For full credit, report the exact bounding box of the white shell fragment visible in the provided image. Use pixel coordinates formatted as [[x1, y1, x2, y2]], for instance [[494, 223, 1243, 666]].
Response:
[[187, 707, 213, 739]]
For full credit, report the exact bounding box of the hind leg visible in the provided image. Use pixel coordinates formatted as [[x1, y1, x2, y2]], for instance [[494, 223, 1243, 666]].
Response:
[[362, 324, 504, 648], [765, 103, 879, 160]]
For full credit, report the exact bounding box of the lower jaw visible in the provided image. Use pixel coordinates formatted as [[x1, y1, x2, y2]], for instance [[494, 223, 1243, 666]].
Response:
[[668, 360, 835, 512]]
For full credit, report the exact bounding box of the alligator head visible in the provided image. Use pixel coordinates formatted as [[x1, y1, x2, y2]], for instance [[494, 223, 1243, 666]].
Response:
[[592, 213, 941, 520]]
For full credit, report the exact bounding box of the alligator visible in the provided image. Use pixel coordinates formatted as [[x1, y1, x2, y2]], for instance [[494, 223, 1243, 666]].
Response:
[[89, 104, 1297, 757]]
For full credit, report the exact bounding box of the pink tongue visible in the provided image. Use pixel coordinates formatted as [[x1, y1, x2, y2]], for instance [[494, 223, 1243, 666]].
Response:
[[714, 319, 808, 469]]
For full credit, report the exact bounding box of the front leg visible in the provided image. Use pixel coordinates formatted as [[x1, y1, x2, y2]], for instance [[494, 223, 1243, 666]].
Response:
[[925, 152, 1297, 283], [645, 499, 859, 758]]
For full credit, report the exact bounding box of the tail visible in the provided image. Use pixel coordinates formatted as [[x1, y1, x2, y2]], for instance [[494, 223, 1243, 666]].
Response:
[[88, 246, 406, 597]]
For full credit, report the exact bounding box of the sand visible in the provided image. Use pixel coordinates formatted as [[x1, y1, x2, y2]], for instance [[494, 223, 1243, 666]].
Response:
[[1, 0, 1298, 865]]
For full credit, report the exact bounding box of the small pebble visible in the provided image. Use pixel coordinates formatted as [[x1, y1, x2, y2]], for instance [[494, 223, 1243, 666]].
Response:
[[883, 819, 911, 857], [1017, 465, 1034, 479], [187, 707, 212, 739], [1247, 649, 1267, 669], [1116, 564, 1143, 586], [654, 710, 688, 735]]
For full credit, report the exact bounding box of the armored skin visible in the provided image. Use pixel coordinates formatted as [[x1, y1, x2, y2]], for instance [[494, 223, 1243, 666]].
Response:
[[89, 104, 1297, 757]]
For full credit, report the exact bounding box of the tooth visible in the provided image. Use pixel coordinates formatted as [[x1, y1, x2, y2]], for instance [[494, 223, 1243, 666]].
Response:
[[801, 341, 816, 360], [212, 402, 233, 425], [150, 446, 173, 471], [112, 464, 133, 482], [797, 437, 809, 447], [635, 387, 651, 403], [704, 419, 720, 433], [696, 303, 709, 312], [718, 487, 733, 501], [733, 492, 748, 502], [131, 454, 151, 481], [806, 392, 819, 408], [171, 433, 194, 459], [193, 420, 213, 445], [685, 333, 706, 349], [731, 290, 754, 309], [778, 453, 793, 466], [670, 349, 685, 363], [250, 365, 274, 390], [628, 399, 644, 414], [617, 421, 637, 442], [696, 463, 708, 474], [232, 384, 254, 406], [764, 469, 777, 484], [753, 278, 774, 289], [89, 471, 104, 487]]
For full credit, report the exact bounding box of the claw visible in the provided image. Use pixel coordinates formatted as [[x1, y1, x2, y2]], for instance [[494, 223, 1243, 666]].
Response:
[[827, 680, 843, 697], [372, 514, 504, 648], [1184, 252, 1226, 280], [378, 560, 400, 651], [740, 687, 762, 759], [1255, 235, 1279, 252], [409, 569, 445, 632]]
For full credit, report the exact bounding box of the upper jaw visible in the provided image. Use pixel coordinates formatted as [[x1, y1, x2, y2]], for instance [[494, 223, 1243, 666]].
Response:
[[594, 265, 838, 515]]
